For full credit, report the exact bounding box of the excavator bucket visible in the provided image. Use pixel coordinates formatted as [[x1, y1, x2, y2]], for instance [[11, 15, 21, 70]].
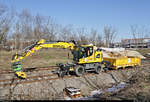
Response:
[[15, 71, 27, 79]]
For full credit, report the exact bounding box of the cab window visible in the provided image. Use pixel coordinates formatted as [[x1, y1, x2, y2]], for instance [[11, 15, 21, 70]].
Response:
[[78, 47, 86, 58], [78, 47, 93, 59], [85, 47, 93, 57], [89, 47, 93, 56]]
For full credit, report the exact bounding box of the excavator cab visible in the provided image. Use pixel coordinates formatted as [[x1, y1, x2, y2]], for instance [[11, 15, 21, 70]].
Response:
[[72, 46, 91, 62], [72, 45, 102, 64]]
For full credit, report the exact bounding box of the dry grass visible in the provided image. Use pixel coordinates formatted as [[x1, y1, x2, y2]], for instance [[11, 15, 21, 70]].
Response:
[[0, 49, 73, 70]]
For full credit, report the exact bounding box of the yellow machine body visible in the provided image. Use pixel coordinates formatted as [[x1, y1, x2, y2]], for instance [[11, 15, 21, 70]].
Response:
[[11, 39, 106, 78], [12, 39, 103, 65], [11, 39, 75, 63], [15, 71, 27, 79], [77, 45, 103, 64], [103, 56, 141, 69]]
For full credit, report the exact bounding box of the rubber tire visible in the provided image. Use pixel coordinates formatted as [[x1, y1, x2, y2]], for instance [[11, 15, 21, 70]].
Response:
[[95, 65, 102, 74], [75, 66, 85, 77]]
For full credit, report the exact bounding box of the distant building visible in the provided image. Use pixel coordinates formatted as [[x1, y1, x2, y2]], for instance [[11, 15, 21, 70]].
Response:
[[113, 42, 122, 48], [121, 38, 150, 48]]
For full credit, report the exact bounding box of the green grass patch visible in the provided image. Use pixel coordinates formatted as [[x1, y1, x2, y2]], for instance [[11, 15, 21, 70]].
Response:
[[0, 49, 74, 70]]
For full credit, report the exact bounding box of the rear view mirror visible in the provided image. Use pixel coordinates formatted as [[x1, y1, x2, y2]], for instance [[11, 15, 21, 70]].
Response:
[[97, 48, 102, 51]]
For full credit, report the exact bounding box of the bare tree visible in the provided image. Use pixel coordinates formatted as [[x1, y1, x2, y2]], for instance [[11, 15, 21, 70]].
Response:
[[10, 8, 59, 51], [96, 34, 104, 47], [104, 26, 117, 48], [58, 24, 77, 41], [76, 27, 88, 45], [33, 14, 58, 41], [18, 9, 31, 50], [42, 16, 58, 41], [89, 28, 97, 45], [139, 25, 148, 48], [69, 30, 78, 41], [59, 25, 71, 41], [130, 25, 149, 48], [19, 9, 33, 41], [13, 22, 19, 50], [0, 3, 12, 46], [130, 25, 139, 48], [33, 14, 44, 40], [10, 9, 33, 51]]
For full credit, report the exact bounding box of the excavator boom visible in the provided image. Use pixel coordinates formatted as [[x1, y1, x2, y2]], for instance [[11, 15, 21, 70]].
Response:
[[11, 39, 76, 78], [12, 39, 76, 63]]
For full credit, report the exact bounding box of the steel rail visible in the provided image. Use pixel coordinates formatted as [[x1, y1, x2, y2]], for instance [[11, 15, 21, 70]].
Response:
[[0, 66, 58, 74]]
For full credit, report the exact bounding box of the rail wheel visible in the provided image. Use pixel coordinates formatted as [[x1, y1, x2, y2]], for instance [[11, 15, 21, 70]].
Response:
[[58, 71, 66, 78], [75, 66, 85, 77]]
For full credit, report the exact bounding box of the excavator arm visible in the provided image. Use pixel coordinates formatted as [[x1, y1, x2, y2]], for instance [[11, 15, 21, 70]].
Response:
[[11, 39, 76, 79], [12, 39, 45, 63]]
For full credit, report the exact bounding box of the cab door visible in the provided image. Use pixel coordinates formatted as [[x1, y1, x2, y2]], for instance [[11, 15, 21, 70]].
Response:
[[95, 49, 102, 63], [82, 46, 95, 63]]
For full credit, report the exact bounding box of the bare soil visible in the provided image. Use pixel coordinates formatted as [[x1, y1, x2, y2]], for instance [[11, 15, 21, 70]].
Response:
[[99, 61, 150, 101]]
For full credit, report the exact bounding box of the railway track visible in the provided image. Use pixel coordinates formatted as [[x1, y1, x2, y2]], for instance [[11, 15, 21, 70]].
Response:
[[0, 62, 149, 88], [0, 66, 58, 74], [0, 58, 149, 75]]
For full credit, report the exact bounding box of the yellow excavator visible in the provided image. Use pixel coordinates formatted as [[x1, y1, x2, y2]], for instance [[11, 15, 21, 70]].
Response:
[[11, 39, 108, 79]]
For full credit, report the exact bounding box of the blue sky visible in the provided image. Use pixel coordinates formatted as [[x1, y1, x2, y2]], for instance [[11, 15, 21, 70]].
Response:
[[1, 0, 150, 42]]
